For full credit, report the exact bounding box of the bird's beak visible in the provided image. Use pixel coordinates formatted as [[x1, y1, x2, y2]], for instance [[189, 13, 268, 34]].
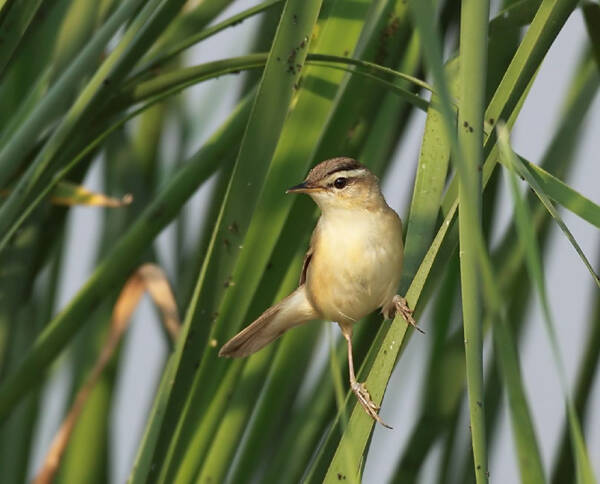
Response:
[[286, 181, 319, 194]]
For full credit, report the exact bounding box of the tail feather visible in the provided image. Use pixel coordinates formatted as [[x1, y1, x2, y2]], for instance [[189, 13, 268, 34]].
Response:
[[219, 285, 318, 358]]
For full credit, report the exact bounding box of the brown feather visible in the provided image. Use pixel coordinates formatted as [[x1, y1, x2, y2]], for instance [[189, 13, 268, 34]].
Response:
[[219, 285, 318, 358]]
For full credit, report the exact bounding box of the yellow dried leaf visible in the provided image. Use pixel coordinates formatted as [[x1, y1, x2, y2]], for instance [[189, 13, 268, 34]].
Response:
[[33, 264, 179, 484], [50, 181, 133, 207]]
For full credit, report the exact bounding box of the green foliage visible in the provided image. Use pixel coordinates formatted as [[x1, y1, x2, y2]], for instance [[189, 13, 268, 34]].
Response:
[[0, 0, 598, 483]]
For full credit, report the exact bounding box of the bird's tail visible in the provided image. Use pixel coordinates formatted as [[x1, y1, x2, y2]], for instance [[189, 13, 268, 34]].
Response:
[[219, 285, 318, 358]]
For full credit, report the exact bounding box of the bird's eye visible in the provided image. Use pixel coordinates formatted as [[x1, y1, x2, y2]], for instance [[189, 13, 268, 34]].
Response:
[[334, 177, 348, 189]]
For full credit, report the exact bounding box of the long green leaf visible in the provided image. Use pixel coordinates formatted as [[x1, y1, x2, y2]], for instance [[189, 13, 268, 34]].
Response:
[[118, 53, 434, 109], [0, 0, 188, 250], [134, 0, 284, 78], [552, 251, 600, 482], [134, 1, 325, 482], [582, 2, 600, 68], [455, 0, 490, 480], [237, 14, 424, 479], [521, 157, 600, 229], [195, 246, 306, 484], [0, 95, 252, 422], [0, 0, 146, 187], [313, 0, 580, 479], [499, 125, 596, 484], [503, 148, 600, 288], [0, 0, 45, 78]]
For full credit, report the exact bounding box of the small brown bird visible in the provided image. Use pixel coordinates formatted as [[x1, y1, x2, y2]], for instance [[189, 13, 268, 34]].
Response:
[[219, 157, 420, 427]]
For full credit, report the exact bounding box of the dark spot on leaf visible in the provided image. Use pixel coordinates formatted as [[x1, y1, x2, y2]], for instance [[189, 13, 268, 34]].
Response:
[[150, 203, 167, 220]]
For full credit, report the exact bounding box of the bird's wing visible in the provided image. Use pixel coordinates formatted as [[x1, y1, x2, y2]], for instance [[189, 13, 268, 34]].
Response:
[[299, 224, 320, 286], [299, 248, 312, 286]]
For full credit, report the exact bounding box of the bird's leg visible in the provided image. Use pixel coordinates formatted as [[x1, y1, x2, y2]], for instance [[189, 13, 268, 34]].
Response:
[[340, 325, 392, 429], [386, 295, 424, 334]]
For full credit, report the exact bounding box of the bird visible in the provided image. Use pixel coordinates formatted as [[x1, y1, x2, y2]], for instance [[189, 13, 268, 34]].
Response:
[[219, 157, 421, 427]]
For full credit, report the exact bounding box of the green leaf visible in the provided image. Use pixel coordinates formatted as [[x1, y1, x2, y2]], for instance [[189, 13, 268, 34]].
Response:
[[0, 0, 45, 78], [521, 157, 600, 229], [118, 53, 434, 111], [313, 0, 581, 480], [499, 124, 596, 484], [131, 1, 326, 482], [455, 0, 490, 479], [582, 2, 600, 69], [0, 0, 147, 187], [501, 144, 600, 288], [0, 94, 252, 423], [134, 0, 284, 79], [0, 0, 188, 251]]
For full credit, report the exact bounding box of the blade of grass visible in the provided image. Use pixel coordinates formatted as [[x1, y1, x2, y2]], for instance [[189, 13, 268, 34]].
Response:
[[133, 2, 325, 481], [582, 2, 600, 68], [499, 125, 596, 483], [233, 24, 423, 477], [0, 95, 252, 422], [392, 256, 463, 481], [0, 0, 146, 187], [0, 44, 437, 250], [134, 0, 284, 78], [502, 144, 600, 288], [190, 0, 420, 478], [0, 0, 45, 78], [456, 48, 599, 484], [195, 247, 306, 484], [117, 53, 434, 110], [400, 64, 456, 289], [552, 249, 600, 483], [455, 0, 490, 480], [391, 1, 530, 468], [33, 264, 179, 484], [312, 0, 581, 478], [146, 0, 235, 63], [0, 0, 189, 247], [520, 158, 600, 229], [409, 6, 547, 480]]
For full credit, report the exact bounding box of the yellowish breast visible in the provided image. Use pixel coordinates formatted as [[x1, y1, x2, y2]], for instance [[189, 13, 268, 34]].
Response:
[[306, 208, 403, 325]]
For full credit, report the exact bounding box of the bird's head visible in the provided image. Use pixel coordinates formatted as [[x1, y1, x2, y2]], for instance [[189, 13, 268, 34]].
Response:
[[286, 157, 384, 212]]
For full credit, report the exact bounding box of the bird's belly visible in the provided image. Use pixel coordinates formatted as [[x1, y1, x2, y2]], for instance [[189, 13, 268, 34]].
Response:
[[307, 217, 402, 325]]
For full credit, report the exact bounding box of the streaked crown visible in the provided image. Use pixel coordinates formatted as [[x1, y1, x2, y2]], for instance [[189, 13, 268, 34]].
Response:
[[304, 157, 369, 187], [287, 157, 385, 211]]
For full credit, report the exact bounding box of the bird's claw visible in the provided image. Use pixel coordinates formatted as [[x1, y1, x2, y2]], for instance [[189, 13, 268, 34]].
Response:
[[393, 295, 424, 334], [351, 381, 392, 429]]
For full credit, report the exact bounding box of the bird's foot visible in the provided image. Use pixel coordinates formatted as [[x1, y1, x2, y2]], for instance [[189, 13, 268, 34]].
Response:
[[392, 295, 424, 334], [351, 381, 392, 429]]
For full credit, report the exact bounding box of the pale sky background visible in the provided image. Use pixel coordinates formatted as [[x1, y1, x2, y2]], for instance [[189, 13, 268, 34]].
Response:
[[28, 2, 599, 483]]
